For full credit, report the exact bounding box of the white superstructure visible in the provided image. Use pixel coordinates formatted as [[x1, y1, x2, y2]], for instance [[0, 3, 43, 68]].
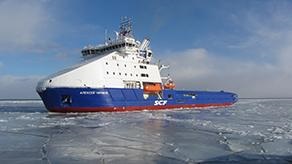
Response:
[[37, 17, 162, 92]]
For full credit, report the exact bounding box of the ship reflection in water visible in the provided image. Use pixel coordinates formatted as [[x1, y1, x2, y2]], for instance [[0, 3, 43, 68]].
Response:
[[0, 99, 292, 163]]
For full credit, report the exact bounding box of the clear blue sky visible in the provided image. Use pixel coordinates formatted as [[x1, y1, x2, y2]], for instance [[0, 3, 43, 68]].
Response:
[[0, 0, 292, 98]]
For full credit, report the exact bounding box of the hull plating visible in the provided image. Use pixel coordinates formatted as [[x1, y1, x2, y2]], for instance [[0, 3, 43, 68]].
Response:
[[38, 87, 237, 112]]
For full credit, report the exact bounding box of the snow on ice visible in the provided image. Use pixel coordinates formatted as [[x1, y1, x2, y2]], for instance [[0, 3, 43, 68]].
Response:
[[0, 99, 291, 163]]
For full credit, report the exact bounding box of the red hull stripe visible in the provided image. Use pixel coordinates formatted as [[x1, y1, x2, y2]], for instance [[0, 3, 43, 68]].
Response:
[[49, 103, 234, 113]]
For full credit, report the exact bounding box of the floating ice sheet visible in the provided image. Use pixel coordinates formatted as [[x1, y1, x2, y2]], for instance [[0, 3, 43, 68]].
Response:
[[0, 99, 291, 163]]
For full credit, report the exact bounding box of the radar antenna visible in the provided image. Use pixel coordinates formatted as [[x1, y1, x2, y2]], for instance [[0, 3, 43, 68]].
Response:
[[119, 17, 133, 37]]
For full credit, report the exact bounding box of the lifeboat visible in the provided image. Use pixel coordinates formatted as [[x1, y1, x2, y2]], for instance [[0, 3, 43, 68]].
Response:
[[164, 81, 175, 89], [143, 83, 162, 93]]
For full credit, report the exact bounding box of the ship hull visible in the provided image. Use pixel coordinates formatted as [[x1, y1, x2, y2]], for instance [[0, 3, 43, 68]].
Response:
[[38, 87, 237, 113]]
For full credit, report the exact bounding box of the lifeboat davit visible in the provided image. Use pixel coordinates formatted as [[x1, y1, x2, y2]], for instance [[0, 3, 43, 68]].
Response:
[[143, 83, 162, 93], [164, 81, 175, 89]]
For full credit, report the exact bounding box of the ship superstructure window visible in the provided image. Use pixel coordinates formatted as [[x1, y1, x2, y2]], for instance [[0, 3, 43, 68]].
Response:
[[106, 62, 108, 65], [141, 73, 149, 77], [124, 81, 141, 89], [113, 72, 115, 75], [106, 71, 109, 74], [119, 72, 121, 75], [139, 65, 147, 69], [117, 63, 119, 66], [125, 43, 135, 47]]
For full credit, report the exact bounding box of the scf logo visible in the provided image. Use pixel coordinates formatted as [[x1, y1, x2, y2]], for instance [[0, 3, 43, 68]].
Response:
[[154, 100, 167, 106]]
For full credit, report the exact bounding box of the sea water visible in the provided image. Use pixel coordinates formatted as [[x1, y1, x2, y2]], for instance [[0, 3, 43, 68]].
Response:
[[0, 99, 291, 163]]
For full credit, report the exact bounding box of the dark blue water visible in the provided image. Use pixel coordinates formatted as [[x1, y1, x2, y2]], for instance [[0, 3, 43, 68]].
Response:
[[0, 99, 291, 163]]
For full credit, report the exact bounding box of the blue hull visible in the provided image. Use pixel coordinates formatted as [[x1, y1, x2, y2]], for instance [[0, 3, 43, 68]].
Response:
[[37, 87, 237, 112]]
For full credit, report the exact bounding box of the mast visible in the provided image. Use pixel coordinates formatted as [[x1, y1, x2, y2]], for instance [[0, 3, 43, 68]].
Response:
[[119, 17, 133, 38]]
